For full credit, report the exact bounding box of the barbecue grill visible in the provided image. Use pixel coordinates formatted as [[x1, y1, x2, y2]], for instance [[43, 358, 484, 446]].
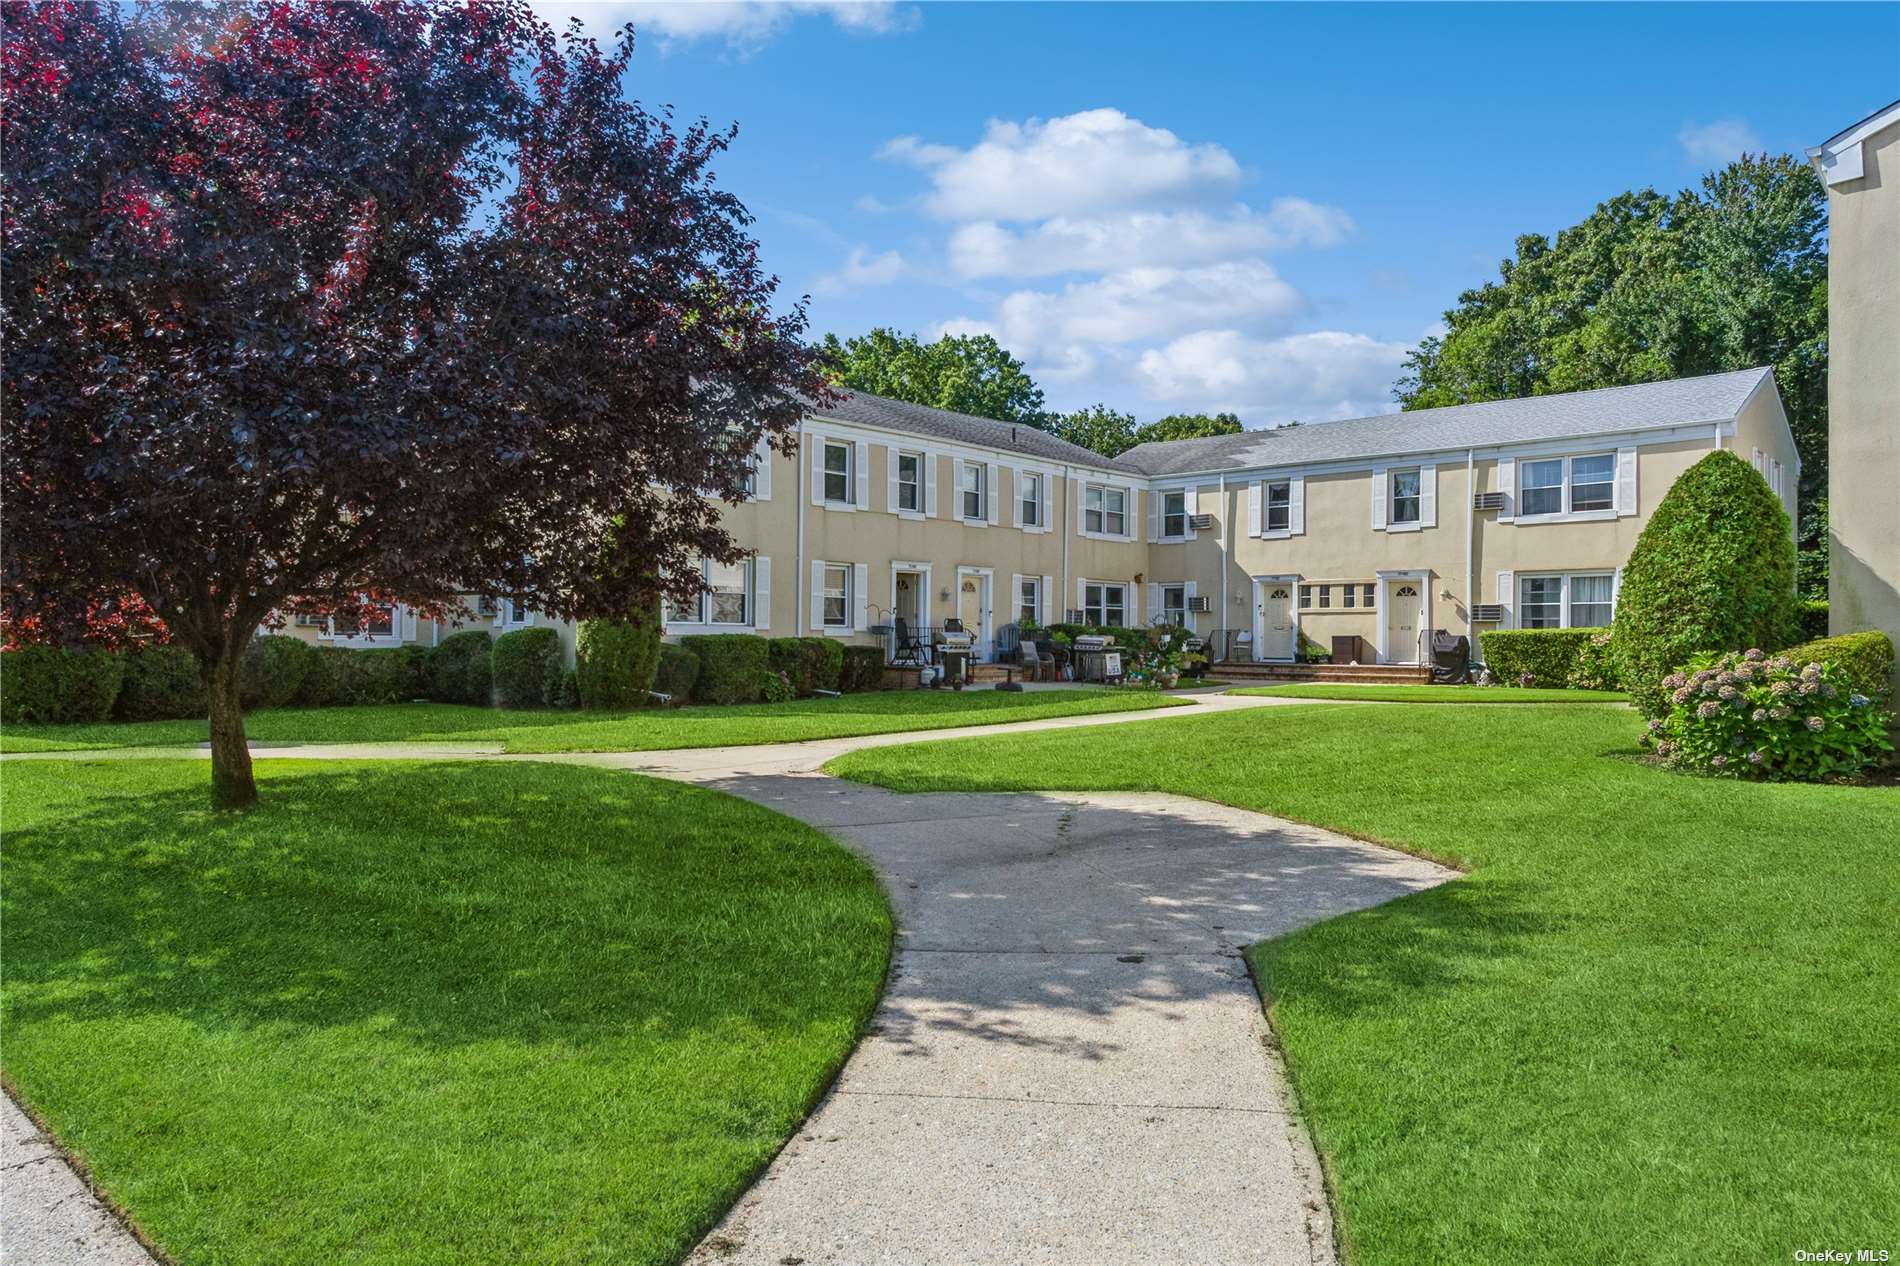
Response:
[[1431, 630, 1471, 684], [1071, 634, 1124, 684], [935, 622, 976, 687]]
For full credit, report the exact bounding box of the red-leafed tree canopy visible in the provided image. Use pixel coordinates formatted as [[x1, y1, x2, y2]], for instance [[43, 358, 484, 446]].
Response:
[[2, 1, 821, 806]]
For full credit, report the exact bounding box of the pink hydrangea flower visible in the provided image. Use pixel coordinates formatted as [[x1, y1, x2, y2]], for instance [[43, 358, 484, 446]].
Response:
[[1697, 700, 1721, 718], [1711, 754, 1728, 768], [1806, 716, 1825, 733]]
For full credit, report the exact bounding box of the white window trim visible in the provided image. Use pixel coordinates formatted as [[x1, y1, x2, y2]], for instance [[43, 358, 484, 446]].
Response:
[[814, 436, 863, 512], [1261, 478, 1296, 539], [1015, 468, 1052, 533], [1078, 578, 1130, 627], [956, 458, 991, 527], [1511, 451, 1621, 523], [891, 448, 926, 520], [1385, 466, 1425, 533], [664, 558, 763, 633], [1079, 482, 1136, 542], [812, 559, 862, 634], [1155, 488, 1192, 542], [324, 600, 406, 647], [1513, 570, 1618, 630]]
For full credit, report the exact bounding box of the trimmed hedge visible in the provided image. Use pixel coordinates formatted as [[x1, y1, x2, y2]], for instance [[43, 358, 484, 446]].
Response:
[[679, 634, 769, 705], [576, 612, 662, 710], [1797, 599, 1829, 642], [240, 634, 314, 709], [295, 647, 347, 707], [426, 631, 493, 705], [765, 637, 844, 696], [1613, 450, 1799, 716], [0, 646, 126, 725], [1480, 629, 1601, 689], [1781, 630, 1895, 705], [117, 645, 207, 721], [493, 627, 562, 708], [654, 645, 700, 702], [1043, 623, 1153, 652], [840, 645, 886, 693], [329, 646, 427, 706]]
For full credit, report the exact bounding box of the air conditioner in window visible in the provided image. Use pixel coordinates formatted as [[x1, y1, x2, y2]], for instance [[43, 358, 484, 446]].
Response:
[[1066, 609, 1086, 623], [1469, 603, 1505, 622], [1187, 595, 1213, 613], [1472, 492, 1507, 512], [1187, 513, 1216, 530]]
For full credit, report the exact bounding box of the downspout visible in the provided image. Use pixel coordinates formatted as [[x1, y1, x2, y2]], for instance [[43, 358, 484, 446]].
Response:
[[1464, 448, 1475, 641], [1714, 420, 1724, 450], [795, 420, 806, 634], [1061, 464, 1072, 621], [1218, 471, 1228, 658]]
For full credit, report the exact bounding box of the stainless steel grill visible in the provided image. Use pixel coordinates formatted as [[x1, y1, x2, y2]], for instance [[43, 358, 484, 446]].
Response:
[[934, 626, 975, 686], [1071, 635, 1123, 683]]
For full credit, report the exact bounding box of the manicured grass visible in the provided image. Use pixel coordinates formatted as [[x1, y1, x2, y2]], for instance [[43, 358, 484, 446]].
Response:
[[826, 704, 1897, 1264], [1231, 683, 1628, 704], [0, 687, 1180, 754], [1, 759, 890, 1266]]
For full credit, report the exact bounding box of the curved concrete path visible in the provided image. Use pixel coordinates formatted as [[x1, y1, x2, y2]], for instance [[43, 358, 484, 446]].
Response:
[[3, 690, 1456, 1265]]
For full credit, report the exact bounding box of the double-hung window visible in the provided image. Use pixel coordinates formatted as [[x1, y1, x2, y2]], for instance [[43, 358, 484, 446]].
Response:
[[1020, 472, 1041, 526], [1568, 454, 1615, 512], [961, 461, 986, 520], [895, 451, 922, 512], [1521, 453, 1614, 516], [1084, 485, 1127, 536], [821, 564, 850, 629], [1517, 572, 1613, 629], [1018, 576, 1041, 624], [1161, 491, 1187, 539], [668, 559, 751, 626], [1161, 584, 1187, 626], [822, 441, 852, 504], [1265, 481, 1291, 532], [1389, 469, 1421, 525], [502, 598, 531, 627], [1521, 459, 1564, 516], [1084, 582, 1126, 627]]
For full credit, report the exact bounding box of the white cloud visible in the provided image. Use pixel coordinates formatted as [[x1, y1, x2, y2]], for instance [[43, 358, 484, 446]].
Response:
[[1133, 330, 1412, 424], [946, 199, 1353, 279], [881, 108, 1242, 222], [1677, 118, 1761, 165], [987, 261, 1304, 355], [814, 245, 907, 294], [529, 2, 914, 50]]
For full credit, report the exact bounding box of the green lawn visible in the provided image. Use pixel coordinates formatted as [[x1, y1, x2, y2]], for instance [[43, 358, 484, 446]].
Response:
[[1231, 683, 1629, 704], [0, 687, 1180, 754], [826, 704, 1897, 1264], [1, 759, 890, 1266]]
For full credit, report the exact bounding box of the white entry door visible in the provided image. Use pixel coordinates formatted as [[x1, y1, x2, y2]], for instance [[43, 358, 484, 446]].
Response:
[[1255, 582, 1295, 660], [956, 570, 991, 660], [1384, 579, 1423, 664]]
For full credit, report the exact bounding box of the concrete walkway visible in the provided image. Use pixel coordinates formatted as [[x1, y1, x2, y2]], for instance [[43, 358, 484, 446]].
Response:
[[2, 688, 1456, 1265], [1, 1095, 155, 1266]]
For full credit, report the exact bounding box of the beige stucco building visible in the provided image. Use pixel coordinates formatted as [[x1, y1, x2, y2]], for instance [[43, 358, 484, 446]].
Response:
[[1810, 100, 1900, 696], [286, 367, 1799, 671]]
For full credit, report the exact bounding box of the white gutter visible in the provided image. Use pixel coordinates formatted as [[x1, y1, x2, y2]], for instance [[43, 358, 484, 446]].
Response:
[[1464, 448, 1475, 637], [1218, 470, 1228, 652], [795, 420, 807, 631], [1060, 464, 1072, 620]]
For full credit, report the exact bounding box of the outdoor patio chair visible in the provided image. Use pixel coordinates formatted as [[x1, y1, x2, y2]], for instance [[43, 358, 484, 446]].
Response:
[[891, 617, 927, 668]]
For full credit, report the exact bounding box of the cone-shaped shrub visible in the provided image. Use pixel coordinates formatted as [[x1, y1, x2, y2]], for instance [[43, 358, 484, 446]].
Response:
[[1614, 449, 1798, 716]]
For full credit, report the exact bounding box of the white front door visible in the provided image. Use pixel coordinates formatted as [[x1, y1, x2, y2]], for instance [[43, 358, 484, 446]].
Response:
[[1255, 582, 1295, 660], [1384, 579, 1423, 664], [956, 570, 991, 660]]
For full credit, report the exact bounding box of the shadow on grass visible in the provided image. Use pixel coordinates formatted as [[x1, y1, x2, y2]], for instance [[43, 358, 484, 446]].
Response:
[[2, 763, 887, 1053]]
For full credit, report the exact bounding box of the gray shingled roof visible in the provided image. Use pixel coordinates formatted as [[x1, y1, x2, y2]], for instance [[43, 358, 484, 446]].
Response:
[[809, 390, 1141, 473], [1117, 367, 1775, 477]]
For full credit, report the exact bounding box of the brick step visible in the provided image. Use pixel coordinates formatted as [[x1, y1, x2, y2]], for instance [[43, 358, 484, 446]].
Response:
[[1217, 661, 1431, 685]]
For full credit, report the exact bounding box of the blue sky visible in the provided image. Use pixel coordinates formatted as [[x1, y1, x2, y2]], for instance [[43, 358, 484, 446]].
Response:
[[538, 2, 1898, 426]]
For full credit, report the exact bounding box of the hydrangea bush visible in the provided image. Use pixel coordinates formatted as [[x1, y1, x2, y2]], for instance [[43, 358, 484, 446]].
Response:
[[1642, 649, 1892, 781]]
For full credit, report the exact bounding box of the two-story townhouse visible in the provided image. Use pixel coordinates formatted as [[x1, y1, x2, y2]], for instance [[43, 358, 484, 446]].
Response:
[[282, 366, 1799, 673]]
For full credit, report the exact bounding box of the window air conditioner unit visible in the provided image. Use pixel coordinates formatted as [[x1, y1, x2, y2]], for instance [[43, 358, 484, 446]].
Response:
[[1472, 491, 1507, 512], [1470, 603, 1505, 622], [1187, 514, 1216, 530], [1066, 609, 1086, 623], [1187, 595, 1213, 613]]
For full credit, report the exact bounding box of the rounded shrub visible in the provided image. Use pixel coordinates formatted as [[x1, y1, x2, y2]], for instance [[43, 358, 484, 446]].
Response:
[[576, 609, 661, 710], [840, 645, 886, 693], [117, 645, 207, 721], [654, 645, 699, 703], [0, 646, 126, 725], [760, 667, 794, 703], [1643, 648, 1892, 781], [678, 634, 768, 705], [426, 630, 493, 705], [1613, 450, 1798, 716], [492, 627, 562, 708], [295, 647, 347, 707], [1781, 630, 1894, 705], [240, 634, 314, 709]]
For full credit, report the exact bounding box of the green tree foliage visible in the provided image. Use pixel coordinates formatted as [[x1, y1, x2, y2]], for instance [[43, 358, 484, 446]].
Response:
[[1132, 412, 1244, 446], [1049, 404, 1140, 458], [1397, 153, 1828, 525], [819, 328, 1046, 426], [1612, 451, 1799, 716]]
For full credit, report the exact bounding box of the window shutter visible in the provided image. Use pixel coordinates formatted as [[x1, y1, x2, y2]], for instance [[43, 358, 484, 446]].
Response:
[[810, 438, 825, 507], [1041, 575, 1053, 623], [952, 458, 966, 518], [752, 556, 771, 631], [1148, 489, 1160, 542], [753, 437, 772, 501], [1186, 485, 1199, 541], [1496, 570, 1514, 630], [987, 462, 1000, 525], [1070, 478, 1081, 535], [1497, 457, 1515, 522], [1037, 475, 1050, 533], [1419, 463, 1437, 529], [925, 452, 938, 516], [1010, 574, 1023, 624], [810, 560, 825, 631], [854, 441, 870, 508], [1007, 468, 1019, 528], [1148, 583, 1163, 624], [1289, 476, 1305, 535], [1751, 447, 1763, 472], [1612, 567, 1623, 614], [1247, 481, 1262, 538], [1616, 447, 1637, 517], [1371, 466, 1388, 530], [886, 445, 899, 513], [853, 563, 869, 632], [1076, 577, 1087, 619]]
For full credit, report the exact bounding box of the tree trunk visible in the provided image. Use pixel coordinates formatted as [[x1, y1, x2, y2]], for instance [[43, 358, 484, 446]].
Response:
[[207, 652, 257, 810]]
